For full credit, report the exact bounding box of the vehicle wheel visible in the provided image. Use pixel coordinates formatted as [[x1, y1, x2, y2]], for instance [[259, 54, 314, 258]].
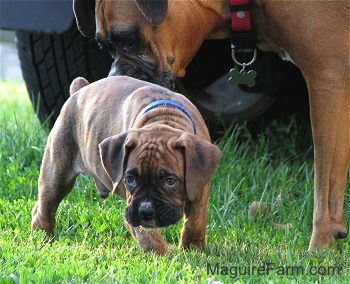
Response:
[[15, 24, 113, 128], [176, 39, 309, 131]]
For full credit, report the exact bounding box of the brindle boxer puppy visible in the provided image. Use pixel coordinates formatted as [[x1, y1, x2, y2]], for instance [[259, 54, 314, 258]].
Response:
[[31, 76, 221, 254], [73, 0, 349, 252]]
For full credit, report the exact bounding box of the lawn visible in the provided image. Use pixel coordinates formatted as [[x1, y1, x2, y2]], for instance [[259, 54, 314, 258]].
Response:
[[0, 80, 349, 283]]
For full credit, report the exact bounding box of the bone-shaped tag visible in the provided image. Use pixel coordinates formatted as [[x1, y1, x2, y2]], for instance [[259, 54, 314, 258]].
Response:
[[229, 68, 257, 87]]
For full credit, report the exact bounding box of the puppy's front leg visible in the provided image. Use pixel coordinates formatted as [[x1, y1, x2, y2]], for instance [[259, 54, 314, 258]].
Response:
[[124, 221, 168, 255], [179, 184, 210, 249], [32, 136, 77, 236]]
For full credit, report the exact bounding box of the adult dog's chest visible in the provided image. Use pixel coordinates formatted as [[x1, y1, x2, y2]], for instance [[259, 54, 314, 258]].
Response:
[[250, 0, 297, 63]]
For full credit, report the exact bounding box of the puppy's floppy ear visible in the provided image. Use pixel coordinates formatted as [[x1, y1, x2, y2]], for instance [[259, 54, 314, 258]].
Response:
[[175, 133, 222, 202], [135, 0, 168, 25], [73, 0, 95, 37], [99, 132, 137, 194], [69, 77, 89, 95]]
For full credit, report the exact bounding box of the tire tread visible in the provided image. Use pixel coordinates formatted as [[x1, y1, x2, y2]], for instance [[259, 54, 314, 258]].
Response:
[[15, 25, 112, 127]]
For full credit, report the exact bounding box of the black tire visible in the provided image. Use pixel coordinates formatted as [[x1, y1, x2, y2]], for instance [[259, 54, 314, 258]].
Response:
[[15, 24, 113, 128]]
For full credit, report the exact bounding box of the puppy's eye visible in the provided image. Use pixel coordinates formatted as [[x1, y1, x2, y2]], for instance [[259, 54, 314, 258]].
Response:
[[165, 178, 177, 188], [125, 175, 137, 188]]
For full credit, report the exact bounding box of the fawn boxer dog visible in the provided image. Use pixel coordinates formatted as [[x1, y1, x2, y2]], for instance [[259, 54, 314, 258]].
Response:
[[31, 76, 221, 254], [73, 0, 349, 251]]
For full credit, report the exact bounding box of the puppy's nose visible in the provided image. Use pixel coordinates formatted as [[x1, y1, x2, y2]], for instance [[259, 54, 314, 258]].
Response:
[[138, 202, 155, 219]]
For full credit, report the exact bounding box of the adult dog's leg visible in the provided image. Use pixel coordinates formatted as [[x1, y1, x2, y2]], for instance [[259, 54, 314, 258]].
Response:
[[259, 0, 349, 251], [306, 67, 349, 251], [300, 5, 349, 251]]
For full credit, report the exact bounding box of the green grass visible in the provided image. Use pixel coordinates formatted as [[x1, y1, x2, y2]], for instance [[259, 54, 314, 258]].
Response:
[[0, 80, 349, 283]]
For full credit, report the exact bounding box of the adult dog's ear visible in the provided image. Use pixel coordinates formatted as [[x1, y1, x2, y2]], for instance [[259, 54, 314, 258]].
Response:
[[99, 132, 137, 194], [73, 0, 95, 37], [135, 0, 168, 25], [175, 133, 222, 202]]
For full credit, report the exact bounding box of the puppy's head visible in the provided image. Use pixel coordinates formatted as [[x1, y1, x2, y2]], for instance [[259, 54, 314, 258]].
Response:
[[73, 0, 227, 89], [98, 126, 221, 229]]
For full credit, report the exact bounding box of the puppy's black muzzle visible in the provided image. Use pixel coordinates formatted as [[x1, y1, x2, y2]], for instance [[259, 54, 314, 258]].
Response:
[[125, 200, 183, 229], [138, 203, 155, 220], [108, 57, 175, 90]]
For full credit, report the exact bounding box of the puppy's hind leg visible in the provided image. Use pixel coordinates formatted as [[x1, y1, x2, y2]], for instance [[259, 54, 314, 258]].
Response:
[[32, 135, 78, 237]]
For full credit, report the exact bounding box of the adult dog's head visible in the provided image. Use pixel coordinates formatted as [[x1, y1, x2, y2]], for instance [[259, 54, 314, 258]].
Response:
[[73, 0, 229, 88]]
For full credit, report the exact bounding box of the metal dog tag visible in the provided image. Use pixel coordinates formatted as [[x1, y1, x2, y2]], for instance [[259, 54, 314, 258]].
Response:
[[229, 67, 257, 88]]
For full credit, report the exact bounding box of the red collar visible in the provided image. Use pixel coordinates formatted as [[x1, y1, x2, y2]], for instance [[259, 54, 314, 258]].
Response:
[[230, 0, 251, 32], [229, 0, 255, 51]]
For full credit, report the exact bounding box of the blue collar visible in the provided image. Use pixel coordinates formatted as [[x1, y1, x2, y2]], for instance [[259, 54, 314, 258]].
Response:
[[133, 99, 197, 135]]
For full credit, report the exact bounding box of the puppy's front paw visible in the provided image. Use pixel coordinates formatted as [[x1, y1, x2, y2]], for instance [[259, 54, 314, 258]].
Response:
[[179, 227, 206, 250], [133, 226, 169, 255]]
